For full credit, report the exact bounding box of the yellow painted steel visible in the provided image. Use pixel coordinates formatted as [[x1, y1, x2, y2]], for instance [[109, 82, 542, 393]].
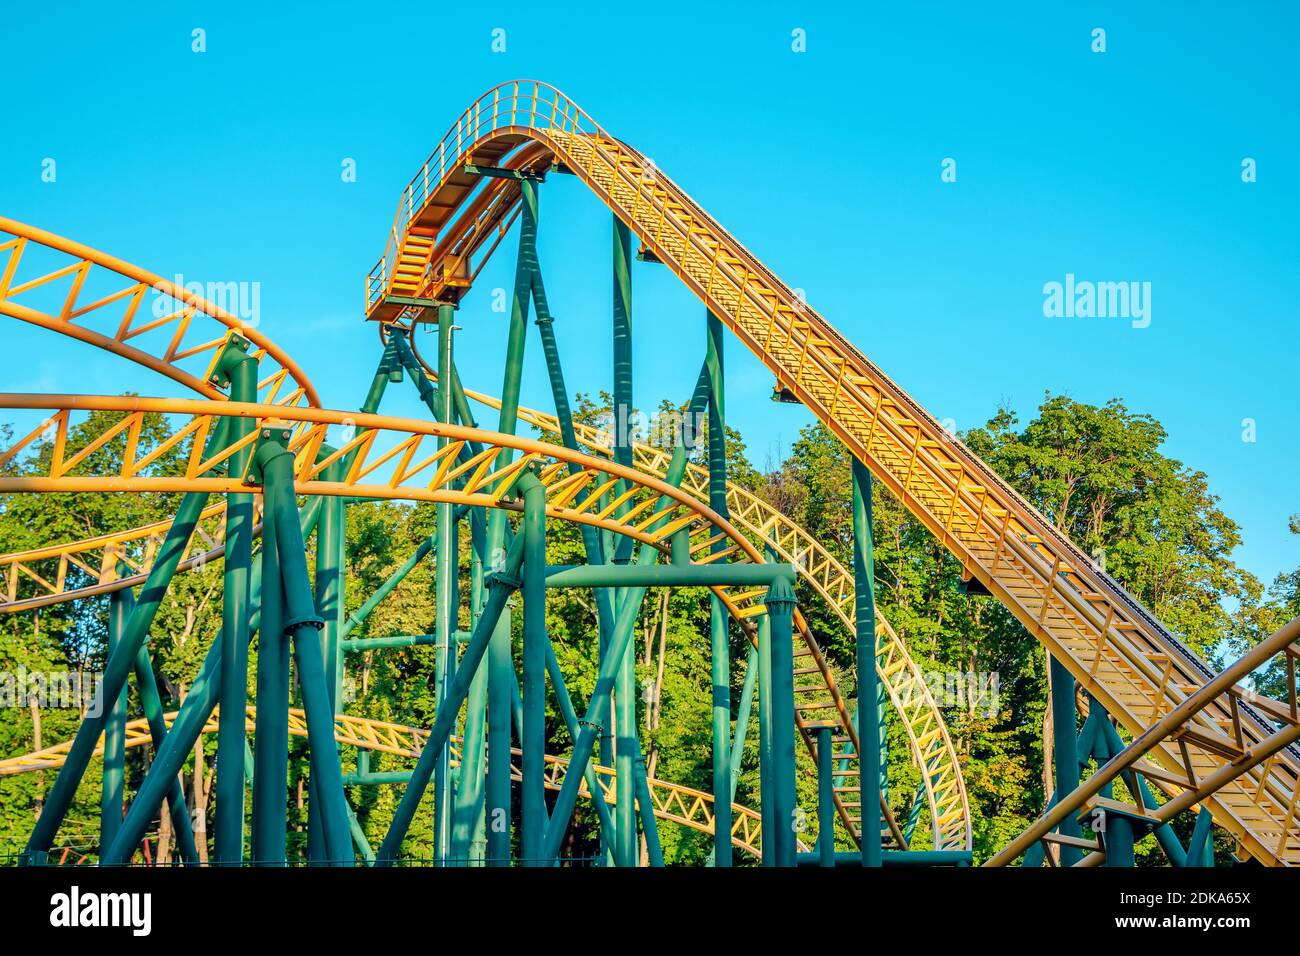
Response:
[[0, 708, 791, 860], [366, 81, 1300, 865], [0, 218, 319, 407]]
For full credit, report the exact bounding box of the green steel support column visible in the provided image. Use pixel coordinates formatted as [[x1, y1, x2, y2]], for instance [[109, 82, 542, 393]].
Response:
[[317, 461, 347, 711], [765, 577, 797, 868], [485, 604, 513, 866], [257, 432, 352, 866], [454, 509, 488, 864], [612, 214, 636, 864], [729, 641, 760, 801], [215, 349, 256, 866], [1186, 808, 1215, 867], [520, 471, 548, 865], [483, 177, 539, 866], [757, 611, 774, 866], [815, 726, 836, 867], [376, 534, 525, 864], [99, 581, 130, 854], [102, 499, 323, 865], [130, 638, 199, 864], [22, 430, 223, 864], [1049, 655, 1083, 866], [432, 304, 458, 865], [252, 510, 289, 866], [705, 308, 732, 867], [851, 457, 883, 867]]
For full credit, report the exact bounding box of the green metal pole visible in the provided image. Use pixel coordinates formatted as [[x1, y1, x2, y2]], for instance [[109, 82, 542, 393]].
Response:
[[454, 508, 488, 864], [520, 471, 548, 865], [611, 213, 636, 867], [257, 432, 352, 866], [253, 510, 289, 865], [757, 610, 774, 866], [432, 304, 458, 865], [851, 457, 882, 867], [766, 577, 797, 868], [1049, 655, 1083, 866], [815, 725, 836, 867], [215, 350, 256, 865], [99, 580, 129, 855], [704, 308, 731, 867]]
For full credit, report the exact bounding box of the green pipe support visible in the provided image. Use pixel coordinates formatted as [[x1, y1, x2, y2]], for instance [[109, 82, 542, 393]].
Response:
[[253, 511, 290, 865], [215, 351, 256, 865], [815, 726, 836, 867], [519, 471, 548, 864], [851, 457, 883, 867], [99, 578, 129, 855], [1049, 655, 1083, 866], [765, 577, 797, 868]]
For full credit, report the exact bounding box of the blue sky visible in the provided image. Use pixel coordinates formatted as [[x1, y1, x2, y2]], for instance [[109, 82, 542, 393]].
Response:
[[1, 2, 1297, 586]]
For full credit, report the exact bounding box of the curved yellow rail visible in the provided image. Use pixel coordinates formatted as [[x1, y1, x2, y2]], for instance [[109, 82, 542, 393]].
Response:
[[0, 218, 319, 408], [367, 80, 1299, 865], [0, 708, 787, 860]]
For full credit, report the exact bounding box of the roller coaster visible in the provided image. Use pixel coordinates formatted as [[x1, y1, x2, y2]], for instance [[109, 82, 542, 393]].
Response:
[[0, 81, 1296, 867]]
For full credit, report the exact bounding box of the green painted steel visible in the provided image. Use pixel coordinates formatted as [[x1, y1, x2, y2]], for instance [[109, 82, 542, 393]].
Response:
[[520, 471, 549, 864], [253, 510, 289, 866], [852, 457, 883, 867], [432, 304, 458, 865], [99, 580, 129, 854], [538, 564, 795, 588], [765, 577, 797, 868], [705, 308, 731, 867], [1049, 655, 1083, 866], [258, 429, 353, 865], [815, 726, 835, 868], [215, 350, 256, 865]]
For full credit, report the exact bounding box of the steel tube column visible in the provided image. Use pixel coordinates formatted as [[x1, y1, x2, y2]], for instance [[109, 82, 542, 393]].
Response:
[[252, 512, 289, 865], [765, 577, 798, 868], [520, 471, 547, 864], [612, 214, 637, 867], [432, 304, 457, 864], [852, 458, 883, 867], [1049, 655, 1083, 866], [257, 431, 352, 865], [215, 349, 256, 865], [99, 581, 129, 854], [816, 725, 836, 867], [705, 307, 731, 866]]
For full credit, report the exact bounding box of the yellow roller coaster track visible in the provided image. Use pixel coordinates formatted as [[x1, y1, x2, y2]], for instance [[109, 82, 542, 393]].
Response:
[[0, 220, 960, 848], [0, 218, 319, 408], [363, 80, 1300, 865], [0, 707, 789, 860], [0, 393, 917, 847]]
